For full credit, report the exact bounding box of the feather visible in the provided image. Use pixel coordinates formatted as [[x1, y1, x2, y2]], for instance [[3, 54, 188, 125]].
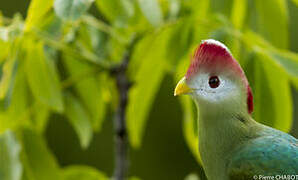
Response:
[[228, 127, 298, 179], [186, 39, 253, 114]]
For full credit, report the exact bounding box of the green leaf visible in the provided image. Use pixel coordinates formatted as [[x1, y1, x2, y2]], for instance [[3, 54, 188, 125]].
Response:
[[54, 0, 94, 21], [20, 128, 62, 180], [0, 57, 17, 100], [0, 130, 22, 180], [266, 50, 298, 79], [230, 0, 247, 58], [194, 0, 210, 18], [64, 93, 93, 149], [0, 28, 9, 42], [231, 0, 247, 29], [167, 0, 180, 20], [25, 0, 54, 31], [0, 60, 30, 133], [0, 15, 23, 42], [292, 77, 298, 90], [127, 34, 158, 78], [0, 39, 20, 101], [25, 40, 64, 113], [252, 52, 293, 132], [76, 24, 94, 52], [31, 102, 50, 133], [95, 0, 134, 24], [0, 39, 9, 62], [0, 12, 3, 25], [126, 28, 170, 148], [137, 0, 163, 27], [263, 49, 298, 90], [75, 22, 112, 65], [184, 173, 200, 180], [242, 30, 273, 49], [38, 13, 63, 37], [167, 18, 194, 67], [62, 166, 108, 180], [242, 31, 298, 86], [292, 0, 298, 6], [255, 0, 289, 48], [63, 55, 107, 131]]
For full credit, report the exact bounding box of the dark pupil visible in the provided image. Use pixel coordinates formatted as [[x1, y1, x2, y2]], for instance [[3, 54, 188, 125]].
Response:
[[209, 76, 220, 88]]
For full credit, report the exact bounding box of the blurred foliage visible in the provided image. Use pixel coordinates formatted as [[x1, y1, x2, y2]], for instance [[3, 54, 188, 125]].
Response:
[[0, 0, 298, 179]]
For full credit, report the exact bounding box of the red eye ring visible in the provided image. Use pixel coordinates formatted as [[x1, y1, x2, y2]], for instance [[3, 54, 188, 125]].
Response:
[[209, 76, 220, 88]]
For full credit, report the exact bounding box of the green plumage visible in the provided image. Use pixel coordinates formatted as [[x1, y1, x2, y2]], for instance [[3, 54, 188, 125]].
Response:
[[227, 127, 298, 180]]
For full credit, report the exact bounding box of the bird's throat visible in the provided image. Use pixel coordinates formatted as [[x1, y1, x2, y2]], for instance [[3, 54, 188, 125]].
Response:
[[197, 106, 252, 179]]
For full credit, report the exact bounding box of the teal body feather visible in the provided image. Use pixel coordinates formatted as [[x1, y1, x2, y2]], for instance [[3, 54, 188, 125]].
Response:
[[227, 127, 298, 179]]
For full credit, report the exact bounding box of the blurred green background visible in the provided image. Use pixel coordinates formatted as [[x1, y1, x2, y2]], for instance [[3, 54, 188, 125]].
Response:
[[0, 0, 298, 180]]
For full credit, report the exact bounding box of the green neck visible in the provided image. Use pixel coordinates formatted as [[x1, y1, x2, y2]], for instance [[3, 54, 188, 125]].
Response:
[[197, 104, 256, 179]]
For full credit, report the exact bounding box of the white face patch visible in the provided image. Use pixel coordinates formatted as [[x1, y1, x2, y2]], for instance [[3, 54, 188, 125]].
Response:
[[187, 73, 245, 112]]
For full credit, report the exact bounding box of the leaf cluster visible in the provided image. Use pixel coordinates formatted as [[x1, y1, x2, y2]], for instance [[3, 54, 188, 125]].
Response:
[[0, 0, 298, 179]]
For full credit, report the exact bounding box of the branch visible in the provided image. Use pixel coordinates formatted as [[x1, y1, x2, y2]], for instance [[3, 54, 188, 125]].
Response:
[[112, 35, 139, 180]]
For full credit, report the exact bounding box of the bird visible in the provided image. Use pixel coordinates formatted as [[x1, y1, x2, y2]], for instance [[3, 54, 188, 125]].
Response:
[[174, 39, 298, 180]]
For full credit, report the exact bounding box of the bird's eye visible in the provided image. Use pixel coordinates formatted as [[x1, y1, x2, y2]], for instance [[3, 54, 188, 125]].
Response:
[[209, 76, 220, 88]]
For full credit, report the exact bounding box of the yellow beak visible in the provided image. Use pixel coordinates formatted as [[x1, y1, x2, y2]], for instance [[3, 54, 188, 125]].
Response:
[[174, 77, 192, 96]]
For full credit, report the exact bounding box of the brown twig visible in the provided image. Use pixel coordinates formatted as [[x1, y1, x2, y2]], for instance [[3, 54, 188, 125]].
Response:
[[111, 35, 139, 180]]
